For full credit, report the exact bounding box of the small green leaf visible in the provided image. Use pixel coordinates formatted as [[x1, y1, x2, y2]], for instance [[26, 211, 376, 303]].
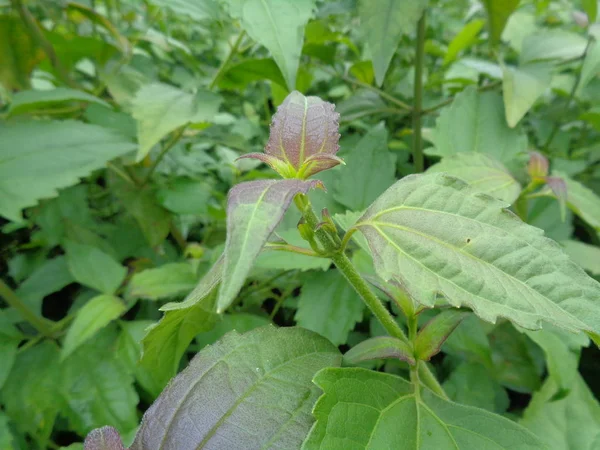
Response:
[[333, 123, 396, 211], [444, 19, 485, 65], [131, 83, 221, 161], [218, 179, 320, 313], [0, 315, 21, 389], [561, 240, 600, 275], [502, 63, 552, 127], [128, 263, 197, 300], [482, 0, 521, 45], [344, 336, 415, 365], [0, 412, 16, 450], [140, 257, 222, 394], [429, 88, 528, 168], [256, 229, 330, 271], [219, 58, 287, 90], [131, 326, 341, 450], [577, 40, 600, 94], [157, 178, 213, 215], [148, 0, 221, 21], [64, 241, 127, 295], [0, 120, 136, 221], [8, 88, 110, 116], [0, 16, 43, 90], [520, 30, 588, 64], [521, 374, 600, 450], [427, 153, 521, 204], [62, 295, 126, 359], [295, 270, 364, 346], [84, 426, 125, 450], [358, 0, 428, 86], [222, 0, 315, 90], [355, 173, 600, 341], [443, 315, 493, 367], [557, 172, 600, 231], [583, 0, 598, 22], [303, 367, 546, 449], [415, 310, 468, 361]]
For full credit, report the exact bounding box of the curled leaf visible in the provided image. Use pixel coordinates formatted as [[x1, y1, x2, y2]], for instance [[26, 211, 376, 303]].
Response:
[[528, 151, 549, 179]]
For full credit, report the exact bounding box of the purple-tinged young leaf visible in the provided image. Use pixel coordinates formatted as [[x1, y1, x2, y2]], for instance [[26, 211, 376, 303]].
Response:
[[84, 426, 125, 450], [546, 176, 568, 221], [241, 91, 342, 179], [527, 151, 549, 179], [344, 336, 415, 365], [218, 178, 322, 313], [414, 310, 469, 361]]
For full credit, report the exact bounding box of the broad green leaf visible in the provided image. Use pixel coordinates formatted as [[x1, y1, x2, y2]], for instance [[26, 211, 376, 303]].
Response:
[[344, 336, 415, 365], [131, 83, 221, 161], [520, 30, 588, 64], [218, 179, 320, 313], [221, 0, 315, 90], [414, 310, 468, 361], [8, 88, 110, 116], [503, 63, 552, 127], [0, 16, 44, 90], [443, 315, 493, 367], [61, 295, 126, 359], [334, 123, 396, 210], [561, 240, 600, 275], [128, 263, 197, 300], [2, 342, 62, 439], [131, 326, 341, 450], [443, 19, 485, 65], [295, 270, 364, 346], [443, 362, 509, 413], [84, 426, 125, 450], [149, 0, 221, 21], [578, 40, 600, 94], [64, 241, 127, 294], [489, 322, 543, 393], [303, 367, 545, 449], [354, 173, 600, 342], [116, 320, 159, 396], [482, 0, 520, 45], [358, 0, 427, 86], [429, 88, 528, 168], [157, 178, 213, 215], [61, 327, 138, 436], [583, 0, 598, 22], [427, 153, 521, 204], [219, 58, 287, 90], [521, 374, 600, 450], [140, 257, 222, 394], [558, 172, 600, 230], [196, 313, 271, 348], [0, 120, 136, 221], [528, 197, 573, 242]]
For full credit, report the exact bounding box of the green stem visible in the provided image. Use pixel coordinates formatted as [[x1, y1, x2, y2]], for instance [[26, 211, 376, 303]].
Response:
[[419, 363, 449, 399], [209, 30, 246, 89], [264, 243, 323, 258], [412, 13, 426, 173], [421, 80, 501, 115], [543, 37, 594, 152], [142, 126, 186, 184], [0, 279, 54, 337]]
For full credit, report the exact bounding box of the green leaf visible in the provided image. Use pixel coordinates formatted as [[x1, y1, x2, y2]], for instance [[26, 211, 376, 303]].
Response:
[[415, 310, 468, 361], [0, 411, 16, 450], [128, 263, 197, 300], [0, 120, 136, 221], [520, 30, 588, 64], [64, 241, 127, 294], [196, 313, 271, 348], [0, 15, 43, 90], [583, 0, 598, 22], [336, 89, 388, 122], [358, 0, 428, 86], [443, 362, 509, 413], [131, 326, 340, 449], [256, 229, 331, 271], [333, 210, 370, 253], [303, 367, 545, 449], [61, 327, 139, 436], [140, 257, 222, 394], [577, 40, 600, 94], [558, 172, 600, 231], [8, 88, 110, 116], [334, 123, 396, 210], [344, 336, 415, 365], [0, 314, 21, 389], [295, 270, 364, 346], [222, 0, 315, 90], [502, 63, 552, 127], [218, 179, 320, 313], [521, 374, 600, 450], [443, 315, 493, 367], [157, 177, 213, 215], [561, 240, 600, 275], [355, 173, 600, 342], [429, 88, 528, 168], [131, 83, 221, 161], [481, 0, 521, 45], [148, 0, 221, 21], [443, 19, 485, 65], [219, 58, 287, 90], [84, 427, 125, 450], [427, 153, 521, 204], [61, 295, 126, 359]]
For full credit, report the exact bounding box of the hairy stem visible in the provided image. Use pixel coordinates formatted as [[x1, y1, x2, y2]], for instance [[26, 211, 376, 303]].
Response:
[[412, 13, 426, 173], [209, 30, 246, 89], [0, 279, 55, 337]]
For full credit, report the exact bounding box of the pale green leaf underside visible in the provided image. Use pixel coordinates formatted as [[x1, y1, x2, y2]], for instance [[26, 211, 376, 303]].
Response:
[[427, 153, 521, 204], [0, 120, 136, 221], [132, 326, 341, 450], [502, 63, 552, 128], [356, 173, 600, 341], [303, 367, 545, 449]]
